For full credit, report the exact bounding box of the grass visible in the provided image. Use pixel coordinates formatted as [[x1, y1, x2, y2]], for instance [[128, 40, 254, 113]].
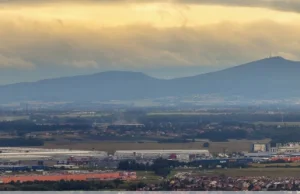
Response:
[[147, 112, 226, 116], [0, 116, 29, 121], [136, 171, 161, 180], [97, 99, 160, 107], [130, 167, 300, 183], [54, 113, 111, 118], [255, 122, 300, 126]]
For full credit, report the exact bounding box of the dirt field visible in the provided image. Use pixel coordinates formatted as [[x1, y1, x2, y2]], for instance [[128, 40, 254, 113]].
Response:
[[42, 139, 269, 154], [0, 116, 29, 121]]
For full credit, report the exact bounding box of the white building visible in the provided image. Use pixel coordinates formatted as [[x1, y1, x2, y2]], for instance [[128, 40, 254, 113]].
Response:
[[0, 147, 108, 161], [252, 143, 268, 152], [114, 150, 210, 160]]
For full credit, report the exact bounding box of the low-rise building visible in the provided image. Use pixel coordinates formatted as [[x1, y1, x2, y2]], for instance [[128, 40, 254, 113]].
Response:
[[114, 150, 210, 161]]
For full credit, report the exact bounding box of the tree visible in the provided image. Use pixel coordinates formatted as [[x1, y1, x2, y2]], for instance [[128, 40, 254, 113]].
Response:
[[113, 179, 123, 189], [203, 142, 210, 148], [154, 167, 171, 178]]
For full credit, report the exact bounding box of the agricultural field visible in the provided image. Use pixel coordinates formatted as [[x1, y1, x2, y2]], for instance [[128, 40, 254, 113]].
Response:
[[255, 121, 300, 126], [0, 116, 29, 121], [54, 112, 111, 118], [97, 99, 160, 107], [135, 171, 162, 184], [147, 112, 226, 116]]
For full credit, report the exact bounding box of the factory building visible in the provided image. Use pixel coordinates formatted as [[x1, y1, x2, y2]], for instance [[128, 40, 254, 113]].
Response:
[[252, 143, 270, 152], [114, 150, 210, 161], [273, 143, 300, 153], [194, 158, 253, 168], [250, 142, 300, 155], [0, 147, 210, 165], [0, 147, 108, 161]]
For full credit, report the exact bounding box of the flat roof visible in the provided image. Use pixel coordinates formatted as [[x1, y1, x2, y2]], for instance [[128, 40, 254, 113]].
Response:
[[115, 150, 209, 153], [244, 152, 276, 157]]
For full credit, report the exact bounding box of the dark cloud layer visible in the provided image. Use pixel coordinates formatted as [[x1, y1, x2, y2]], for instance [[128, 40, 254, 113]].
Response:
[[1, 0, 300, 13], [182, 0, 300, 13]]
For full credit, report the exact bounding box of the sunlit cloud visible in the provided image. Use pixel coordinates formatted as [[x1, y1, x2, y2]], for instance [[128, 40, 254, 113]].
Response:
[[0, 54, 35, 69], [0, 17, 300, 70], [0, 0, 300, 83], [2, 0, 300, 14]]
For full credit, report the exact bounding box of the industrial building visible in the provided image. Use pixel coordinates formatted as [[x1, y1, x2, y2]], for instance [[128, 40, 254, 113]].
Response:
[[0, 147, 108, 161], [114, 150, 210, 161], [250, 142, 300, 155], [0, 147, 212, 167], [252, 143, 270, 152], [194, 158, 253, 168], [245, 142, 300, 163], [0, 165, 49, 172], [272, 143, 300, 153]]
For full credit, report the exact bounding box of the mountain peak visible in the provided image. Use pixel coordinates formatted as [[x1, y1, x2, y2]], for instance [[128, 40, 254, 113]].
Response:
[[1, 56, 300, 103], [235, 56, 294, 70], [263, 56, 286, 61]]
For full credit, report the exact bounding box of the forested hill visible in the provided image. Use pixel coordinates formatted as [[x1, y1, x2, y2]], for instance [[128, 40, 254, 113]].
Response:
[[1, 57, 300, 103]]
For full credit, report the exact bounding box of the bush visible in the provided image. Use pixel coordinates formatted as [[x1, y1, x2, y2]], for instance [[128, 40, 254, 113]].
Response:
[[154, 168, 171, 178], [203, 142, 210, 148]]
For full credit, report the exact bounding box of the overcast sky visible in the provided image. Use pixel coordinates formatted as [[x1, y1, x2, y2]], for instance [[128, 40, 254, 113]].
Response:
[[0, 0, 300, 84]]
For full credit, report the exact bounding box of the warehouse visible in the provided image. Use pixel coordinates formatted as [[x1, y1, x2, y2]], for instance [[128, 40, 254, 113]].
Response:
[[193, 158, 253, 168], [0, 147, 108, 161], [114, 150, 210, 160]]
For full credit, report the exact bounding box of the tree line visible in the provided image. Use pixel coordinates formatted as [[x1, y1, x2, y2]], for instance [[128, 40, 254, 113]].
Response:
[[0, 120, 91, 133]]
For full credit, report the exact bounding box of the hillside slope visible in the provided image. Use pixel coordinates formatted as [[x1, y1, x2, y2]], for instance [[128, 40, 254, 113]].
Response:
[[0, 57, 299, 103]]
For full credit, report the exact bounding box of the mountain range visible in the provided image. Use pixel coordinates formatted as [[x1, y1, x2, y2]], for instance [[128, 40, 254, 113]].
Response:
[[1, 56, 300, 103]]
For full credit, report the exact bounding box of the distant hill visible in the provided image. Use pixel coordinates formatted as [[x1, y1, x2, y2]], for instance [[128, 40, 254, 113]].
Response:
[[1, 57, 300, 103], [170, 56, 300, 99]]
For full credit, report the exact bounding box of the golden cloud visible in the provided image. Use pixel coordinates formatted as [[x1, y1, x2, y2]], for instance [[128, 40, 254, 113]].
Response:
[[2, 0, 300, 14], [0, 16, 300, 70]]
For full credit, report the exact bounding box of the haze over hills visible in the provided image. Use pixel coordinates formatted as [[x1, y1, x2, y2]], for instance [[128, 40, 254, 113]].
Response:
[[1, 56, 300, 104]]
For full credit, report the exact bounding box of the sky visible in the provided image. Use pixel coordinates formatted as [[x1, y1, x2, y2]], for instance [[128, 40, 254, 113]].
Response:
[[1, 0, 300, 84]]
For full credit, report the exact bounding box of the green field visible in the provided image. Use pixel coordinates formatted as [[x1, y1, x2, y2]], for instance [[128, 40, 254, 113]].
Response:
[[0, 116, 29, 121], [136, 171, 162, 183], [147, 112, 226, 116], [255, 122, 300, 126], [97, 99, 160, 107], [54, 113, 111, 118]]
